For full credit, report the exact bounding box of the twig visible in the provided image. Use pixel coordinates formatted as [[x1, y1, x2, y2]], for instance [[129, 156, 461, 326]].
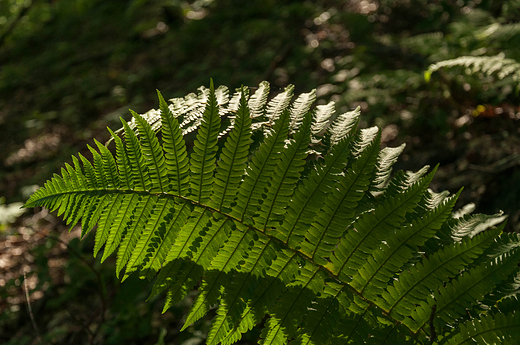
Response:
[[23, 270, 42, 344], [0, 1, 36, 49], [429, 304, 437, 343], [468, 153, 520, 173]]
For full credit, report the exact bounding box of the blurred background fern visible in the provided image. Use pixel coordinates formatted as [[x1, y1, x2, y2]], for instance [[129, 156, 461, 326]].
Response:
[[1, 0, 520, 344]]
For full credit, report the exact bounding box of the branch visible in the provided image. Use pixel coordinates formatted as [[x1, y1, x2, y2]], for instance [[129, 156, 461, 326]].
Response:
[[429, 304, 437, 343], [0, 0, 39, 49]]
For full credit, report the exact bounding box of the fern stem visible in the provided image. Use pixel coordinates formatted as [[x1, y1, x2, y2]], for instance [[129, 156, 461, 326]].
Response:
[[34, 186, 390, 320]]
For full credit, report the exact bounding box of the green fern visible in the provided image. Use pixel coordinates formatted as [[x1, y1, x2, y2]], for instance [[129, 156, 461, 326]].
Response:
[[425, 54, 520, 83], [25, 80, 520, 344]]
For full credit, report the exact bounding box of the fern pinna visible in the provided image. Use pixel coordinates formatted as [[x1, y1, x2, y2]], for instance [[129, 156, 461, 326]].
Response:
[[25, 81, 520, 344]]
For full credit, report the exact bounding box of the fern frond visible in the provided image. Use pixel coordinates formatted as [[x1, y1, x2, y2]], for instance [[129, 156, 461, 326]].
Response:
[[157, 90, 190, 196], [477, 22, 520, 42], [107, 128, 132, 189], [426, 54, 520, 82], [220, 249, 298, 345], [424, 211, 508, 255], [25, 81, 518, 345], [115, 194, 158, 277], [101, 193, 140, 261], [123, 197, 174, 279], [182, 225, 253, 330], [139, 202, 191, 277], [441, 309, 520, 345]]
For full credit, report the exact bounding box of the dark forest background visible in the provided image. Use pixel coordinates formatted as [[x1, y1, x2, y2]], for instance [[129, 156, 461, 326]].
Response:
[[1, 0, 519, 344]]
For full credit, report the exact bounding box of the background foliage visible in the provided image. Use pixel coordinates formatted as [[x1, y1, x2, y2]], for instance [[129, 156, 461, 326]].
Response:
[[1, 0, 519, 344]]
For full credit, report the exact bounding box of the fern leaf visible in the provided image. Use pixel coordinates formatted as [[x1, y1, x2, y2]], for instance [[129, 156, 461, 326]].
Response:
[[352, 191, 461, 299], [182, 225, 253, 330], [382, 228, 500, 326], [115, 195, 158, 277], [331, 166, 436, 281], [140, 202, 190, 277], [265, 84, 294, 124], [411, 246, 520, 332], [77, 153, 98, 189], [442, 310, 520, 345], [381, 226, 502, 321], [123, 197, 173, 279], [131, 110, 168, 192], [221, 249, 298, 345], [150, 209, 208, 297], [260, 266, 324, 345], [207, 235, 274, 345], [424, 211, 508, 255], [210, 90, 252, 211], [291, 282, 345, 345], [190, 79, 220, 203], [107, 127, 132, 189], [329, 107, 361, 145], [80, 193, 110, 237], [369, 144, 406, 194], [289, 89, 316, 132], [101, 194, 140, 261], [248, 81, 270, 118], [122, 119, 150, 190], [87, 145, 108, 189], [283, 132, 355, 247], [162, 214, 232, 311], [93, 194, 123, 257], [311, 101, 335, 135], [339, 295, 382, 344], [94, 139, 120, 189], [157, 90, 190, 196], [257, 112, 312, 233], [426, 54, 520, 82], [302, 127, 381, 265], [231, 109, 290, 223]]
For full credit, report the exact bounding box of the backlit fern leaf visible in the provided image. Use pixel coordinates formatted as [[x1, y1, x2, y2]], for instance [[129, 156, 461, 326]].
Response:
[[425, 54, 520, 82], [25, 81, 520, 344]]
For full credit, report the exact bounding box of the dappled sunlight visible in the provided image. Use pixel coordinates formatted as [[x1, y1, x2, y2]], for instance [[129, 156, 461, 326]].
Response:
[[5, 133, 60, 166], [0, 209, 82, 316]]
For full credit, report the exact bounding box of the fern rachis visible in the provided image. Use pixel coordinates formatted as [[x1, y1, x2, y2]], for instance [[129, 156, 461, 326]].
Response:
[[25, 80, 520, 344]]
